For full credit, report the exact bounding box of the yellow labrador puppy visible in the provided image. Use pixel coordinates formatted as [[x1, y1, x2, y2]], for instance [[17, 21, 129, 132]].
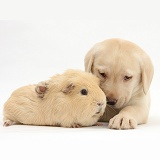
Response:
[[85, 38, 154, 129]]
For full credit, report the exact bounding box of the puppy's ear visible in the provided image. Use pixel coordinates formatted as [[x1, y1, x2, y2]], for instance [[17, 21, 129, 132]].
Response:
[[141, 54, 154, 94], [62, 83, 75, 94], [84, 48, 95, 73]]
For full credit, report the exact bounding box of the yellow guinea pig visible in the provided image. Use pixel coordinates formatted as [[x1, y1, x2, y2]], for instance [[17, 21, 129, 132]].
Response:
[[3, 69, 106, 128]]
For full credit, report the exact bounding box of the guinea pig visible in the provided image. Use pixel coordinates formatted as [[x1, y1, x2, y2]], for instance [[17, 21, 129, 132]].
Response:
[[3, 69, 106, 128]]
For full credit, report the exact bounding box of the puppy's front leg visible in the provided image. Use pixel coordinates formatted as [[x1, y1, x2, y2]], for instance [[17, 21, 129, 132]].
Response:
[[108, 105, 149, 129]]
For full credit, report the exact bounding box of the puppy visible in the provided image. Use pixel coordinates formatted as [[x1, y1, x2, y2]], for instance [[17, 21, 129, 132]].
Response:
[[84, 38, 154, 129]]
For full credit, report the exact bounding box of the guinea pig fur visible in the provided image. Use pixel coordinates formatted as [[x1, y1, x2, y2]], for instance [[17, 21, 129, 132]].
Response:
[[3, 69, 106, 128]]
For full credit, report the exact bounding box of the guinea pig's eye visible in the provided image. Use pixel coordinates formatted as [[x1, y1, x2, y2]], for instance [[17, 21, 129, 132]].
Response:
[[80, 89, 88, 95], [124, 75, 132, 81]]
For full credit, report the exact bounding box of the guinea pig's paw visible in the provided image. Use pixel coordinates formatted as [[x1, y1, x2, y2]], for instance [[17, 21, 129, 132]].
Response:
[[93, 122, 103, 126], [35, 81, 48, 98], [3, 120, 14, 127], [108, 114, 137, 130], [70, 123, 82, 128]]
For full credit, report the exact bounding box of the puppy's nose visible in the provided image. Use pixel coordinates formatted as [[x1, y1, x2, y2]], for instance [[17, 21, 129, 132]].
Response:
[[106, 97, 117, 106]]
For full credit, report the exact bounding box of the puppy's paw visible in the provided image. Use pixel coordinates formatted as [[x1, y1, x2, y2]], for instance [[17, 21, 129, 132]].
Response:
[[108, 114, 137, 129], [35, 81, 48, 98]]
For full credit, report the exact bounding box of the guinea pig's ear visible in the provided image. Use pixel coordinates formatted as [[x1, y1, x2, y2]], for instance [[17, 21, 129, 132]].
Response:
[[62, 83, 75, 94], [84, 48, 95, 73], [35, 81, 49, 98], [140, 54, 154, 94]]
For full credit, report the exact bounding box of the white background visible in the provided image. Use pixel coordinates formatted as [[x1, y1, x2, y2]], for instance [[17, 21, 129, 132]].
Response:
[[0, 0, 160, 160]]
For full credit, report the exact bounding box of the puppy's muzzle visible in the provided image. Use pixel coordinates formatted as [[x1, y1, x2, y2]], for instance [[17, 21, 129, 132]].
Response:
[[106, 97, 117, 106]]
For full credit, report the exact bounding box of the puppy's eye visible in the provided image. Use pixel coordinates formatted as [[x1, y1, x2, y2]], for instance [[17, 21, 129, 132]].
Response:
[[80, 89, 88, 95], [99, 72, 107, 78], [124, 76, 132, 81]]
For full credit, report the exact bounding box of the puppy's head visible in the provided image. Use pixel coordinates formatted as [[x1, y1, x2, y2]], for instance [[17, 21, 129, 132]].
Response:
[[85, 38, 154, 109]]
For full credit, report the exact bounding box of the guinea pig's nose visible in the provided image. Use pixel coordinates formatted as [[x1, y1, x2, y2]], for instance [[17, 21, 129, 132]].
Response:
[[106, 97, 118, 106], [97, 102, 104, 107], [96, 103, 104, 114]]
